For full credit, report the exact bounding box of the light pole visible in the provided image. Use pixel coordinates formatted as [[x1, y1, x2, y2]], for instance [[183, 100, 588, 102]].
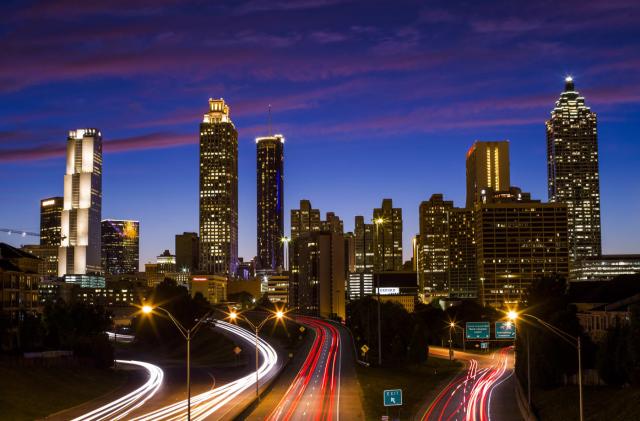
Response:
[[373, 217, 385, 366], [280, 236, 290, 271], [141, 305, 212, 421], [508, 311, 583, 421], [228, 309, 284, 399], [448, 322, 455, 360]]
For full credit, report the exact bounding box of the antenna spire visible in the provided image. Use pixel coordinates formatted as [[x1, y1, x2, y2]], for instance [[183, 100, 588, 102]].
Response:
[[268, 104, 272, 136]]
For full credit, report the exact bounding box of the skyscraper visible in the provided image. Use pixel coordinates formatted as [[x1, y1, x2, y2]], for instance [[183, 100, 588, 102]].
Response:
[[256, 134, 284, 272], [474, 187, 569, 307], [373, 199, 403, 272], [40, 197, 63, 247], [199, 98, 238, 277], [354, 215, 374, 273], [418, 194, 477, 299], [290, 199, 321, 241], [321, 212, 344, 234], [466, 141, 510, 208], [101, 219, 139, 275], [176, 232, 199, 273], [547, 77, 602, 262], [58, 129, 102, 276]]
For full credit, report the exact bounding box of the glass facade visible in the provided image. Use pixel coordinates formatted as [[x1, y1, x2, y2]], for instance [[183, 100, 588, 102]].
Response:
[[101, 219, 139, 275]]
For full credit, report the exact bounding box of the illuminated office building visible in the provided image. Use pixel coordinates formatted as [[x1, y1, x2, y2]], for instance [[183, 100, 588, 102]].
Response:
[[199, 98, 238, 277], [294, 231, 346, 320], [290, 199, 321, 241], [40, 197, 63, 246], [547, 77, 602, 262], [256, 134, 284, 272], [570, 254, 640, 282], [466, 141, 510, 208], [58, 129, 102, 277], [354, 216, 374, 273], [101, 219, 139, 275], [418, 194, 477, 299], [373, 199, 403, 272], [321, 212, 344, 234], [474, 187, 569, 307]]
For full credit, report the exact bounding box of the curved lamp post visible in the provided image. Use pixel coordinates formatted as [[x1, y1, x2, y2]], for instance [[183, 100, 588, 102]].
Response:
[[228, 309, 284, 400], [508, 310, 583, 421], [141, 304, 212, 421]]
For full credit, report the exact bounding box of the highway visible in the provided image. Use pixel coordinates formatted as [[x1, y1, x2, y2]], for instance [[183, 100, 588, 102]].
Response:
[[266, 317, 341, 420], [127, 319, 280, 421], [420, 346, 519, 421], [71, 360, 164, 421]]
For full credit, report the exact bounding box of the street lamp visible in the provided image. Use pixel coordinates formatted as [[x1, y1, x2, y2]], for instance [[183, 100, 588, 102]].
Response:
[[373, 216, 386, 366], [508, 311, 584, 421], [280, 237, 290, 271], [228, 309, 285, 399], [141, 304, 212, 421], [448, 321, 456, 360]]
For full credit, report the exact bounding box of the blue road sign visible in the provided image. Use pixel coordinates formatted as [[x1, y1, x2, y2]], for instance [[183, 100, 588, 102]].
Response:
[[495, 321, 516, 339], [466, 322, 490, 340], [383, 389, 402, 407]]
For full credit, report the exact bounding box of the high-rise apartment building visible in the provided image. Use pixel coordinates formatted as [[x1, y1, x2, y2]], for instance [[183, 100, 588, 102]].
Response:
[[294, 231, 346, 320], [199, 98, 238, 277], [176, 232, 199, 273], [474, 187, 569, 307], [354, 216, 374, 273], [256, 134, 284, 272], [418, 194, 477, 299], [321, 212, 344, 234], [40, 197, 63, 247], [547, 77, 601, 262], [58, 129, 102, 276], [101, 219, 139, 275], [466, 141, 510, 208], [373, 199, 403, 272]]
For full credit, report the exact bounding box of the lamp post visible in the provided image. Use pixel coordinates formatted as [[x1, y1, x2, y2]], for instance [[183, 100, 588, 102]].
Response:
[[228, 309, 284, 399], [448, 321, 456, 360], [280, 236, 290, 271], [508, 311, 583, 421], [141, 305, 212, 421], [373, 217, 385, 366]]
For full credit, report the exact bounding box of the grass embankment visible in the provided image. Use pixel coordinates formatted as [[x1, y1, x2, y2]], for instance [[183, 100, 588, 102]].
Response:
[[0, 362, 126, 420], [535, 386, 640, 421], [356, 356, 462, 420]]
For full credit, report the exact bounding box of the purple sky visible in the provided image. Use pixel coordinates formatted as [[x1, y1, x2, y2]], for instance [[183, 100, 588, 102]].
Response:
[[1, 0, 639, 269]]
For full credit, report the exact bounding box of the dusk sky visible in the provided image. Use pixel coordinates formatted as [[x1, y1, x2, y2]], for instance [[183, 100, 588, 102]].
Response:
[[1, 0, 639, 269]]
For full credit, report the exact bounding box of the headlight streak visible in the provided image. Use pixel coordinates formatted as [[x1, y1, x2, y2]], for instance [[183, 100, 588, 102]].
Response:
[[421, 347, 513, 421], [73, 360, 164, 421], [267, 317, 341, 421], [106, 331, 135, 343], [130, 320, 278, 421]]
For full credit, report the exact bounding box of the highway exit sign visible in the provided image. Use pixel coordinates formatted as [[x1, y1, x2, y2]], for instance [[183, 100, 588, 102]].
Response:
[[466, 322, 490, 340], [383, 389, 402, 407], [495, 321, 516, 339]]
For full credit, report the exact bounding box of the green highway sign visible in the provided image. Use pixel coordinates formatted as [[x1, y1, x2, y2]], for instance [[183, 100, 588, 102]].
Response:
[[495, 321, 516, 339], [466, 322, 490, 340], [383, 389, 402, 407]]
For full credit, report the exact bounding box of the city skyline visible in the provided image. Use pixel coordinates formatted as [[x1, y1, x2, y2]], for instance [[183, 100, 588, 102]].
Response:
[[1, 1, 640, 268]]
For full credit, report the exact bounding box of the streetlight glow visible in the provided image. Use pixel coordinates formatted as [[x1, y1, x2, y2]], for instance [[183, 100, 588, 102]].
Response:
[[507, 310, 518, 321], [142, 305, 153, 314], [229, 311, 238, 320], [276, 310, 284, 319]]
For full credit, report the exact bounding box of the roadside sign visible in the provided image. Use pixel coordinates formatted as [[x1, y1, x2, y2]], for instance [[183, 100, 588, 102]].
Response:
[[233, 346, 242, 355], [466, 322, 490, 340], [383, 389, 402, 407], [495, 321, 516, 339], [299, 326, 305, 332], [361, 344, 370, 354], [480, 342, 489, 349]]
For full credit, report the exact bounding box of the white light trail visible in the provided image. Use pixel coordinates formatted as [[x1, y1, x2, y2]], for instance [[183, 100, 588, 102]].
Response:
[[106, 331, 135, 343], [73, 360, 164, 421], [131, 320, 279, 421]]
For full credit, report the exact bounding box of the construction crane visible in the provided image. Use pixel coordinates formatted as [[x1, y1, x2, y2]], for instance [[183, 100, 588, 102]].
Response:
[[0, 228, 40, 238]]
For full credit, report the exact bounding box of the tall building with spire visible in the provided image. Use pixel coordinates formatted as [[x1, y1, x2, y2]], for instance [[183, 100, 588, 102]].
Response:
[[466, 141, 510, 208], [58, 129, 102, 276], [199, 98, 238, 277], [547, 77, 601, 262], [256, 134, 284, 272]]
